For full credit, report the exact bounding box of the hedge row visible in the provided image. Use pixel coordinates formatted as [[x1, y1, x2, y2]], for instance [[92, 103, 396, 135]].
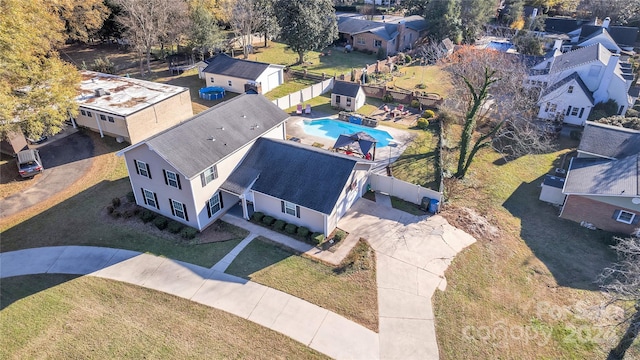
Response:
[[252, 212, 317, 242]]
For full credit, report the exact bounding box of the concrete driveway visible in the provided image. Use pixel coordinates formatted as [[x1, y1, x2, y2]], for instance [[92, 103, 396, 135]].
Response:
[[338, 196, 477, 360], [0, 131, 94, 218]]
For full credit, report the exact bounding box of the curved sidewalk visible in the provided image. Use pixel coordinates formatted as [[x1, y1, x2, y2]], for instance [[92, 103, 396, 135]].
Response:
[[0, 246, 378, 360]]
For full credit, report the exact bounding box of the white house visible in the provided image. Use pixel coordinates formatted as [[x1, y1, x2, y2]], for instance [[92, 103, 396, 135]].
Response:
[[528, 43, 637, 126], [331, 81, 366, 111], [117, 93, 373, 236], [203, 54, 284, 94]]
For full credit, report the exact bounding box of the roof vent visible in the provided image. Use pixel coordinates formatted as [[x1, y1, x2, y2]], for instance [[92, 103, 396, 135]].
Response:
[[95, 88, 109, 97]]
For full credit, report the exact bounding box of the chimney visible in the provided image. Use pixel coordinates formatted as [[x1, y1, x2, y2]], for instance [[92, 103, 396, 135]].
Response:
[[397, 20, 406, 52], [602, 17, 610, 29], [593, 53, 619, 103], [531, 8, 538, 19], [553, 39, 563, 51]]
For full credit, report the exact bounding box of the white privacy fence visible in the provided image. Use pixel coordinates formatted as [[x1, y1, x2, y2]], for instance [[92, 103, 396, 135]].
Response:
[[369, 173, 443, 204], [272, 78, 334, 110]]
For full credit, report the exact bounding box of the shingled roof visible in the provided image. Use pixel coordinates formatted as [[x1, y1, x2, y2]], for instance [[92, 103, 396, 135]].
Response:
[[548, 43, 608, 74], [563, 154, 640, 196], [578, 121, 640, 159], [581, 25, 639, 48], [221, 138, 370, 214], [202, 54, 271, 80], [139, 93, 288, 179], [332, 81, 362, 98]]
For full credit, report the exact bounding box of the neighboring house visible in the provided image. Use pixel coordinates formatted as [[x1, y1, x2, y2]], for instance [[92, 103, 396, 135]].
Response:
[[337, 14, 427, 56], [117, 93, 373, 236], [73, 71, 193, 144], [542, 16, 639, 54], [0, 130, 28, 157], [527, 43, 637, 125], [558, 122, 640, 234], [203, 54, 284, 94], [331, 81, 366, 111]]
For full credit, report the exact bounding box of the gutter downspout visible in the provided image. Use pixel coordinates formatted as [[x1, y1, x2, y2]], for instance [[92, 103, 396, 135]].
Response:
[[94, 112, 104, 138]]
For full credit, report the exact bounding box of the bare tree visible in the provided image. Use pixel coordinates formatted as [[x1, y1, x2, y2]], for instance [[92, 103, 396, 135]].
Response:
[[227, 0, 258, 59], [113, 0, 189, 76], [442, 46, 554, 178], [598, 235, 640, 360], [420, 38, 450, 65]]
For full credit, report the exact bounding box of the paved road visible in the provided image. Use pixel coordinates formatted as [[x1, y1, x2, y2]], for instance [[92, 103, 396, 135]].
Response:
[[1, 131, 94, 218], [0, 245, 379, 360], [338, 196, 477, 360]]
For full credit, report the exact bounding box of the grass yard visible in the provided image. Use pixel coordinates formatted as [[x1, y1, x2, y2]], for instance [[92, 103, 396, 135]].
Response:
[[391, 126, 439, 190], [389, 64, 453, 98], [284, 93, 336, 115], [225, 237, 378, 332], [0, 274, 328, 359], [0, 154, 34, 199], [245, 42, 378, 76], [263, 77, 317, 100], [0, 132, 245, 268], [432, 125, 638, 359]]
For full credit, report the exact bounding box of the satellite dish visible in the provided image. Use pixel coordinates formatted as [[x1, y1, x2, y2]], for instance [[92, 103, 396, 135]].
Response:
[[632, 198, 640, 205]]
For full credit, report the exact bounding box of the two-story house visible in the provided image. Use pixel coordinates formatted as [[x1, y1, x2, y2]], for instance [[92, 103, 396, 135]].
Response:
[[73, 71, 193, 144], [528, 43, 637, 126], [117, 93, 373, 236], [559, 121, 640, 234]]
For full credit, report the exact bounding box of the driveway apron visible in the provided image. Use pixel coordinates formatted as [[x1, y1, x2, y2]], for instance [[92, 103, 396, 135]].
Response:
[[338, 198, 477, 360]]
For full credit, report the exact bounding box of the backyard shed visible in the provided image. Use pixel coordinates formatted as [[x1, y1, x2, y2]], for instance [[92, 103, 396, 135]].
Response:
[[331, 81, 366, 111], [539, 174, 566, 205]]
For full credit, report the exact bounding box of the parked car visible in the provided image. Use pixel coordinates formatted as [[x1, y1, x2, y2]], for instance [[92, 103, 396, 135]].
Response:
[[17, 149, 44, 178]]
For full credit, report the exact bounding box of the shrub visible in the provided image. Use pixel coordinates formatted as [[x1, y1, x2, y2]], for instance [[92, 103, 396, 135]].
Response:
[[405, 54, 412, 63], [416, 83, 427, 89], [126, 191, 135, 202], [181, 227, 198, 240], [122, 209, 135, 219], [140, 210, 156, 223], [167, 221, 183, 234], [376, 47, 386, 60], [106, 205, 114, 214], [252, 212, 264, 222], [626, 108, 639, 117], [285, 223, 298, 234], [297, 226, 310, 238], [153, 216, 168, 230], [111, 209, 121, 218], [262, 215, 275, 226], [383, 93, 394, 103], [410, 99, 420, 108], [423, 109, 435, 119], [312, 232, 325, 244], [90, 57, 116, 74], [273, 219, 286, 231], [417, 118, 430, 129], [333, 229, 347, 242], [112, 197, 121, 208]]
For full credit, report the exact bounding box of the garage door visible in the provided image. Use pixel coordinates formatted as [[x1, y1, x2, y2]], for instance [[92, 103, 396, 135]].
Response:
[[267, 71, 280, 93]]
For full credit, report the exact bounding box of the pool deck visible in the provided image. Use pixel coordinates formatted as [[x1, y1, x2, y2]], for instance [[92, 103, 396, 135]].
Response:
[[285, 116, 416, 174]]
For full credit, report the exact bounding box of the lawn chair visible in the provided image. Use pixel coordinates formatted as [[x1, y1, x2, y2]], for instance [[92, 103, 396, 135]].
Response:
[[296, 104, 303, 115], [396, 104, 405, 112], [305, 104, 312, 114], [383, 105, 390, 113]]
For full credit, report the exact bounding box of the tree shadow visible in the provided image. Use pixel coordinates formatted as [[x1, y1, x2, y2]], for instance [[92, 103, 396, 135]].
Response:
[[502, 173, 618, 290], [0, 274, 82, 310]]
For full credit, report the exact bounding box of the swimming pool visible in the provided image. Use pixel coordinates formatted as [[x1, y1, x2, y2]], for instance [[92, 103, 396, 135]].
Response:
[[302, 118, 394, 147]]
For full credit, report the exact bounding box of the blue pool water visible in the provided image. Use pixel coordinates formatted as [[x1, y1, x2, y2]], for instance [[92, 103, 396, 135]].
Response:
[[486, 41, 514, 52], [302, 119, 394, 147]]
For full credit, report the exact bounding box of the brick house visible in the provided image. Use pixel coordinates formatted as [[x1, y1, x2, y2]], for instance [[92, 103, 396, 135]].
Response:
[[559, 121, 640, 234], [337, 15, 427, 56]]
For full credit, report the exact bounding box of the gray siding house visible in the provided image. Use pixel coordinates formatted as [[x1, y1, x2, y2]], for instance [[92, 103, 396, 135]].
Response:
[[118, 93, 373, 236]]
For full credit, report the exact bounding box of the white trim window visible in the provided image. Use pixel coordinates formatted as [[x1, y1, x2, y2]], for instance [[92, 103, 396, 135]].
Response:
[[614, 210, 636, 224], [142, 188, 158, 209], [163, 170, 181, 189], [374, 40, 382, 48], [170, 199, 188, 221], [567, 85, 574, 94], [134, 160, 151, 178], [207, 192, 224, 217], [356, 37, 366, 45], [200, 165, 218, 187], [281, 200, 300, 218], [346, 97, 352, 107]]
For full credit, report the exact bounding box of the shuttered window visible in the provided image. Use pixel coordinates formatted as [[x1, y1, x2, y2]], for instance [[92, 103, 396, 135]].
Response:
[[163, 170, 181, 189], [169, 199, 188, 221], [200, 165, 218, 187], [141, 188, 158, 209], [281, 200, 300, 218], [206, 192, 224, 218], [134, 160, 151, 179]]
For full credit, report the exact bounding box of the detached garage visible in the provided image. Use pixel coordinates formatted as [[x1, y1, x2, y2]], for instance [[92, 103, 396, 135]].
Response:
[[203, 54, 284, 94]]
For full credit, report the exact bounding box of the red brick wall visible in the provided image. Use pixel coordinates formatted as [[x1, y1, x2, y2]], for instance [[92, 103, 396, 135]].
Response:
[[561, 195, 639, 234]]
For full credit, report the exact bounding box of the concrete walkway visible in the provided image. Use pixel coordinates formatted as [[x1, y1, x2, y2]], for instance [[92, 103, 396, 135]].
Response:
[[338, 197, 477, 360], [0, 245, 378, 360]]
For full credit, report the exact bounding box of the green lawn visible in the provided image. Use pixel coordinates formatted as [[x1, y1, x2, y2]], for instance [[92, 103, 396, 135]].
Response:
[[0, 274, 328, 359], [244, 42, 378, 77], [284, 93, 336, 115], [225, 237, 379, 332], [431, 125, 634, 359], [389, 64, 453, 98], [263, 77, 317, 100], [391, 127, 439, 189]]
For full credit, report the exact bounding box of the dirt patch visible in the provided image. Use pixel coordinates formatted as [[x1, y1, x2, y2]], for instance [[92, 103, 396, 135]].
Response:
[[440, 205, 500, 241]]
